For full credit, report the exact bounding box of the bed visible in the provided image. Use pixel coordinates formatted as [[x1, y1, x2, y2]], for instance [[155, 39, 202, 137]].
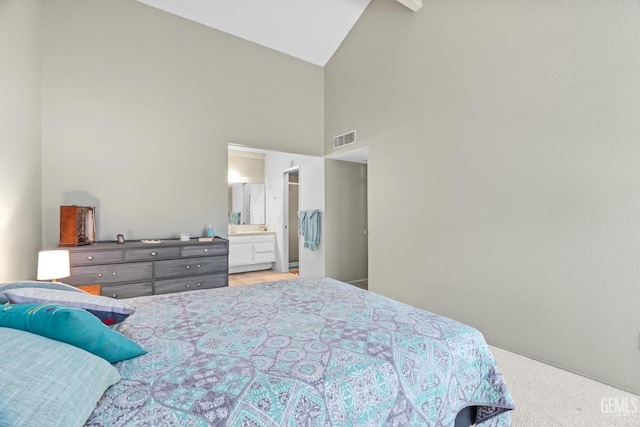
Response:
[[81, 276, 514, 426], [0, 276, 513, 426]]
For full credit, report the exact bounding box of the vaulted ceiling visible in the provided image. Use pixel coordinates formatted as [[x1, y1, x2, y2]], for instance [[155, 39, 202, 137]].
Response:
[[135, 0, 421, 67]]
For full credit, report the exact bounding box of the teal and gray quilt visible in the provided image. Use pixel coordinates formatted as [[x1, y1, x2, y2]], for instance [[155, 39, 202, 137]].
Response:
[[87, 277, 514, 426]]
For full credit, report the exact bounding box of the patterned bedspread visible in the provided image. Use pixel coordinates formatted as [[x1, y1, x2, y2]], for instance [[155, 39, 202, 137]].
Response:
[[87, 277, 514, 426]]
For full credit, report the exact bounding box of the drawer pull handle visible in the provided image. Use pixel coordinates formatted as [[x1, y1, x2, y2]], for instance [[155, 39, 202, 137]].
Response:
[[196, 264, 201, 268], [186, 284, 191, 288], [112, 272, 117, 276], [112, 294, 118, 298], [197, 283, 201, 287], [151, 252, 157, 256], [186, 265, 190, 269], [204, 249, 208, 253], [87, 256, 94, 260], [98, 273, 102, 277]]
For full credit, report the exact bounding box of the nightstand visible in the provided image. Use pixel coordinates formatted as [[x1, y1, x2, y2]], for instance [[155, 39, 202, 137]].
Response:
[[76, 284, 102, 296]]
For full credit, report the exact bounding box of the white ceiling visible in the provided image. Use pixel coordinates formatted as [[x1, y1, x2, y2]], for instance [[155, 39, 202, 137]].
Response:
[[135, 0, 372, 66]]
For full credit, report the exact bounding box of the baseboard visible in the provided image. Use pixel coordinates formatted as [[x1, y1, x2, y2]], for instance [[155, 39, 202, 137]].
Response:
[[229, 263, 273, 274], [347, 278, 368, 290], [487, 342, 638, 395]]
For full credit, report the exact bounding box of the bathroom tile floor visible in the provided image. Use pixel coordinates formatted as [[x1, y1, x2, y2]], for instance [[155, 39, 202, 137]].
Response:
[[229, 270, 367, 291], [228, 270, 298, 286]]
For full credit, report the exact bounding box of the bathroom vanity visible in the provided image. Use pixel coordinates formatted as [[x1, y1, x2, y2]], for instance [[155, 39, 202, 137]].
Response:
[[228, 231, 276, 273]]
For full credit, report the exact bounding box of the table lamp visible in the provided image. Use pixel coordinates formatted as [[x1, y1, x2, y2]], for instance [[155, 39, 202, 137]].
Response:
[[37, 250, 70, 282]]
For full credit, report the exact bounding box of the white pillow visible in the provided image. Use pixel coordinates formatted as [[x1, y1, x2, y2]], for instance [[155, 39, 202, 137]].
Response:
[[0, 280, 84, 304], [5, 288, 135, 325]]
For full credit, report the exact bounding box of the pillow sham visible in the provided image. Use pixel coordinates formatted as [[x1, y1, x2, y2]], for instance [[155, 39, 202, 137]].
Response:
[[0, 327, 121, 427], [0, 280, 84, 305], [4, 287, 134, 325], [0, 303, 146, 363]]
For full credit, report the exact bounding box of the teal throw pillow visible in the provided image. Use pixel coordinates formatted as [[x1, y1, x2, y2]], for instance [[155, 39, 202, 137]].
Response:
[[0, 303, 146, 363]]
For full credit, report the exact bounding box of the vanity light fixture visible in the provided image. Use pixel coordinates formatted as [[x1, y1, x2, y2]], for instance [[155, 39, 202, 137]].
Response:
[[228, 174, 249, 183]]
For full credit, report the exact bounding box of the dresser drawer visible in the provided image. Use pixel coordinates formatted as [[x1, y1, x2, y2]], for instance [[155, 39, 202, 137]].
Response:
[[125, 247, 180, 261], [154, 256, 227, 279], [154, 273, 228, 295], [101, 282, 152, 299], [70, 250, 123, 266], [66, 262, 152, 285], [181, 244, 228, 258]]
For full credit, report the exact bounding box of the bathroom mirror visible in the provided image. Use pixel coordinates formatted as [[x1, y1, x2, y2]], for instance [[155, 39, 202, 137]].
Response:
[[228, 183, 265, 225], [228, 146, 266, 225]]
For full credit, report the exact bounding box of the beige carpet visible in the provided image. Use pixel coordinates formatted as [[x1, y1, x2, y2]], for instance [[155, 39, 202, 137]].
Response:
[[490, 346, 639, 426]]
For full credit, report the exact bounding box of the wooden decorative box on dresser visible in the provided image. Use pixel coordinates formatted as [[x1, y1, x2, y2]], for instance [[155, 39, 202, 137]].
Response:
[[62, 238, 228, 299]]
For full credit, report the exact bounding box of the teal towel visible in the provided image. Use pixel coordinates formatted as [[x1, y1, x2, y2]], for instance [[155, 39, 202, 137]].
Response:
[[297, 210, 307, 236], [303, 209, 321, 251], [229, 212, 241, 225]]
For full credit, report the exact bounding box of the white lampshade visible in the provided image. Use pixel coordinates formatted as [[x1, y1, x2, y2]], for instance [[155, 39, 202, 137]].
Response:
[[37, 250, 70, 282]]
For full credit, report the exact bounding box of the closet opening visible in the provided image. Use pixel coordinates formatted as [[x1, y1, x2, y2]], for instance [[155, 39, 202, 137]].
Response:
[[283, 167, 300, 274]]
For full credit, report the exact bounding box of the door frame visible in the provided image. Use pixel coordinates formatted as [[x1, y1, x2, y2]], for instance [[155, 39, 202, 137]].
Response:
[[282, 166, 300, 273]]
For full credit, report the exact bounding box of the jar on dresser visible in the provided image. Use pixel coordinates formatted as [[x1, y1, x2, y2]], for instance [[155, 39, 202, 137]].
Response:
[[61, 238, 228, 299]]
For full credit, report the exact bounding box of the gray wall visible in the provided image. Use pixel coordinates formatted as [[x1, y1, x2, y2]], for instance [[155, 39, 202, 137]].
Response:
[[325, 159, 368, 282], [325, 0, 640, 393], [41, 0, 323, 247], [0, 0, 43, 281]]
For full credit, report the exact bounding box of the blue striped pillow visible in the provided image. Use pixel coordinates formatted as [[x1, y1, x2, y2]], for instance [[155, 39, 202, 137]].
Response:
[[0, 327, 121, 427]]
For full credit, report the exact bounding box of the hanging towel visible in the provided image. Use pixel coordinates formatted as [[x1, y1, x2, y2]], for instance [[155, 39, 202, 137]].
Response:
[[298, 210, 307, 236], [304, 209, 321, 251], [297, 210, 321, 250], [229, 212, 241, 225]]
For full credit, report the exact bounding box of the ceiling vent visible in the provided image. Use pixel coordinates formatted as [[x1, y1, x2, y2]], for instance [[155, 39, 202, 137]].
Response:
[[333, 130, 356, 150]]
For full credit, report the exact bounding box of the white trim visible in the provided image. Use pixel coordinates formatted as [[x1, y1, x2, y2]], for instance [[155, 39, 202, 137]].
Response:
[[229, 263, 273, 274]]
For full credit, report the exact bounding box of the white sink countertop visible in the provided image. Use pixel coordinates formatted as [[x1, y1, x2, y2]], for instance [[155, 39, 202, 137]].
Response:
[[228, 230, 275, 236]]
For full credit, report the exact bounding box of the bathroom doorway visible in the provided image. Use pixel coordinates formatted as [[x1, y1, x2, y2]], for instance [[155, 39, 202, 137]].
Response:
[[283, 167, 300, 274]]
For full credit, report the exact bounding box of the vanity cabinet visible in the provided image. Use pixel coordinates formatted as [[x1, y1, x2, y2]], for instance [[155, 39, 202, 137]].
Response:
[[63, 238, 228, 298], [229, 233, 276, 273], [229, 237, 254, 266]]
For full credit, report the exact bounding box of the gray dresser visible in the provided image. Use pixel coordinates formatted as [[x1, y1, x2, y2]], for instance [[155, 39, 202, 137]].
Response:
[[62, 238, 228, 298]]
